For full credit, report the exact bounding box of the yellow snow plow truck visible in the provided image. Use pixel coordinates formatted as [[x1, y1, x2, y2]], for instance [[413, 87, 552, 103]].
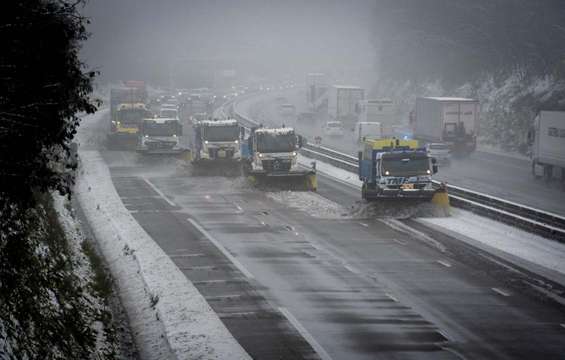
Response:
[[242, 127, 317, 191], [358, 138, 449, 208]]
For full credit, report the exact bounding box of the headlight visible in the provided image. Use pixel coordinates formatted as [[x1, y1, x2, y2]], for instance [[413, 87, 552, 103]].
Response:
[[204, 140, 208, 144], [258, 153, 263, 158], [144, 134, 149, 138], [292, 151, 297, 156], [426, 169, 431, 174], [384, 170, 390, 176], [173, 134, 177, 137], [234, 139, 239, 144]]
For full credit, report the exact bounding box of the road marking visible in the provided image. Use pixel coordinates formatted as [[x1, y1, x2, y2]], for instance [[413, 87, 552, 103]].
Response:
[[385, 293, 399, 302], [359, 222, 369, 228], [278, 307, 333, 360], [491, 287, 511, 297], [169, 253, 205, 258], [437, 260, 452, 268], [218, 311, 260, 318], [393, 238, 407, 245], [344, 265, 360, 274], [235, 204, 243, 212], [142, 177, 176, 207], [295, 232, 300, 236], [187, 218, 254, 279], [205, 294, 244, 301], [192, 278, 247, 285], [180, 265, 217, 271], [560, 324, 565, 329], [204, 195, 211, 200]]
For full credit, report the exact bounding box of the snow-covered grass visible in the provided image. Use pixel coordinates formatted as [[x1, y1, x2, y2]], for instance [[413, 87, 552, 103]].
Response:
[[418, 208, 565, 282], [75, 109, 250, 359], [301, 152, 565, 285]]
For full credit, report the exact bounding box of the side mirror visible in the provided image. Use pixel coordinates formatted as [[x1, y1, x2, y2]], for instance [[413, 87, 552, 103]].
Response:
[[297, 135, 304, 148], [431, 157, 437, 164], [433, 164, 438, 174]]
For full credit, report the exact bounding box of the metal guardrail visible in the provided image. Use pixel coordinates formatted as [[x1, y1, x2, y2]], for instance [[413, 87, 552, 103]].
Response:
[[226, 98, 565, 243]]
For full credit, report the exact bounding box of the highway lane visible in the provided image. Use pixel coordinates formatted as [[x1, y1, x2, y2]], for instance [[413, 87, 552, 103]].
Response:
[[101, 148, 565, 360], [236, 89, 565, 216]]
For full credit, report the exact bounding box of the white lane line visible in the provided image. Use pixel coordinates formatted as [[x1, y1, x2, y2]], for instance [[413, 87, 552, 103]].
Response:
[[385, 293, 399, 302], [344, 265, 360, 274], [491, 287, 511, 297], [437, 260, 452, 268], [393, 238, 407, 245], [278, 307, 333, 360], [235, 204, 243, 212], [359, 222, 369, 228], [142, 177, 176, 207], [169, 253, 205, 258], [560, 324, 565, 329], [187, 218, 254, 279]]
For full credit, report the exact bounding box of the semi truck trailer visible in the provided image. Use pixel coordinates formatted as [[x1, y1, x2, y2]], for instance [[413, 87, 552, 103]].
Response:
[[529, 111, 565, 183]]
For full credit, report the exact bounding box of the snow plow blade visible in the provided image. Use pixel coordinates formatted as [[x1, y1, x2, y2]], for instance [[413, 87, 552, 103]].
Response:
[[247, 170, 317, 191], [189, 159, 243, 177], [431, 183, 450, 209]]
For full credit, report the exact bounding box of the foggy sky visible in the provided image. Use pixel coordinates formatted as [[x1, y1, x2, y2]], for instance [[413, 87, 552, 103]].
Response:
[[81, 0, 376, 87]]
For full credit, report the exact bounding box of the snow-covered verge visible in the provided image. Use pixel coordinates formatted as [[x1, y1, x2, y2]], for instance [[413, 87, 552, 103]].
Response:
[[417, 209, 565, 285], [300, 153, 565, 286], [75, 150, 251, 360], [52, 195, 128, 357]]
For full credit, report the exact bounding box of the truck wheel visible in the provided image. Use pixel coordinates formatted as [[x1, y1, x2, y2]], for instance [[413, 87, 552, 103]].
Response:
[[544, 165, 553, 183], [361, 184, 367, 200], [531, 160, 542, 179]]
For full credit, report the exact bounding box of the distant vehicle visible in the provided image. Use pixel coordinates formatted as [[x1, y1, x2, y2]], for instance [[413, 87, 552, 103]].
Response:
[[426, 143, 451, 165], [297, 112, 316, 122], [328, 85, 364, 130], [279, 103, 295, 116], [323, 121, 344, 137], [160, 108, 179, 119], [355, 121, 382, 143], [161, 103, 178, 110], [191, 119, 243, 165], [529, 111, 565, 182], [306, 73, 328, 113], [109, 81, 148, 148], [359, 99, 395, 136], [412, 97, 479, 155]]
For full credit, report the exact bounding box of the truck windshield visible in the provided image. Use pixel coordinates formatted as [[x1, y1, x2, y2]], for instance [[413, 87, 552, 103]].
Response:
[[381, 155, 430, 177], [257, 133, 296, 153], [160, 109, 178, 118], [143, 121, 179, 136], [203, 125, 239, 141], [118, 109, 150, 124]]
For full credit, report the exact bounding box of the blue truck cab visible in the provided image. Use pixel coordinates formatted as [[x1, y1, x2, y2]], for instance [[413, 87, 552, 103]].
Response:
[[358, 138, 438, 200]]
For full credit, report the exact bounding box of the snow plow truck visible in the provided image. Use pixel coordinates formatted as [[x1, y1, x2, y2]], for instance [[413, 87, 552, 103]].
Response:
[[242, 126, 317, 191], [358, 138, 448, 207]]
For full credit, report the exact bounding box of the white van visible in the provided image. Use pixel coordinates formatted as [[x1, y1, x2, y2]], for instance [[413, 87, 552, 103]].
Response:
[[355, 122, 382, 142], [323, 121, 344, 137]]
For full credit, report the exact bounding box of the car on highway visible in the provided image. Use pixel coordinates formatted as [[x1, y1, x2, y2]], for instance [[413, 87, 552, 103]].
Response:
[[426, 142, 451, 165], [323, 121, 344, 137]]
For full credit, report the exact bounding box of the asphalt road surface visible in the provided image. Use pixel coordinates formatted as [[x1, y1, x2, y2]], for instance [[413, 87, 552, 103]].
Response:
[[98, 146, 565, 360]]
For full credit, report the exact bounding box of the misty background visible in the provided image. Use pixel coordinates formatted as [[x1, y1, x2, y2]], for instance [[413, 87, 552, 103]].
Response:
[[82, 0, 376, 88]]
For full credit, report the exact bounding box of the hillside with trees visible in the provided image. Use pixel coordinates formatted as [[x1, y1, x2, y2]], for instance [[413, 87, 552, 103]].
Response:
[[373, 0, 565, 152]]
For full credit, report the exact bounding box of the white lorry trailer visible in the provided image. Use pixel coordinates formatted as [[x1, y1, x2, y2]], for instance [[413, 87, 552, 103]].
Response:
[[529, 111, 565, 183], [306, 73, 329, 113], [359, 99, 395, 136], [412, 97, 479, 155], [328, 85, 364, 130]]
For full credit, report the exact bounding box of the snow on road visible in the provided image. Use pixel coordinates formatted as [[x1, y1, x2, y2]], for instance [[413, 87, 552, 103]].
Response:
[[74, 110, 251, 360], [266, 191, 350, 219]]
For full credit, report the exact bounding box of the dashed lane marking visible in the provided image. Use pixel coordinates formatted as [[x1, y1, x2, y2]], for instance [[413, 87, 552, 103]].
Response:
[[278, 307, 333, 360], [344, 265, 360, 274], [437, 260, 452, 268], [187, 218, 255, 279], [491, 287, 511, 297], [385, 293, 399, 302], [359, 222, 369, 228], [142, 177, 176, 207]]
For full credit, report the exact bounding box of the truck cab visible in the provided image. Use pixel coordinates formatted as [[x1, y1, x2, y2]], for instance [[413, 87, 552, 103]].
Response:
[[112, 103, 152, 138], [358, 138, 438, 200], [246, 127, 301, 173], [192, 119, 242, 162], [137, 117, 184, 154]]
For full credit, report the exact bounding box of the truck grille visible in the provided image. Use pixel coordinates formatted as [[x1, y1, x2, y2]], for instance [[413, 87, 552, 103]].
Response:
[[262, 159, 291, 172]]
